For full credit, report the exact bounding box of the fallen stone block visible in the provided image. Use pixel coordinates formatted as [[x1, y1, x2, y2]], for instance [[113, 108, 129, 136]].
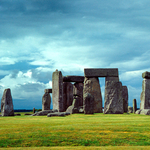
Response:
[[32, 110, 53, 116], [140, 109, 150, 115], [47, 112, 70, 117], [135, 110, 142, 114]]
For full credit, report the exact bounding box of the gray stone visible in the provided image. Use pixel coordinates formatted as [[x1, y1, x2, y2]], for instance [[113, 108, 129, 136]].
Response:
[[33, 107, 35, 113], [84, 68, 118, 77], [105, 77, 119, 83], [1, 88, 14, 116], [133, 99, 137, 113], [135, 109, 142, 114], [140, 109, 150, 115], [63, 76, 84, 83], [128, 106, 133, 113], [73, 82, 83, 106], [63, 82, 73, 111], [52, 70, 64, 112], [83, 93, 94, 114], [32, 110, 53, 116], [52, 109, 58, 112], [142, 71, 150, 79], [140, 78, 150, 109], [44, 89, 52, 93], [14, 114, 21, 116], [83, 77, 102, 113], [47, 112, 65, 117], [104, 81, 123, 114], [42, 92, 51, 111], [122, 86, 128, 113], [66, 105, 77, 114]]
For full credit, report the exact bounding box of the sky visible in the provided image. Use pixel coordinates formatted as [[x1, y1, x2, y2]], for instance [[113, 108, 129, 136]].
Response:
[[0, 0, 150, 109]]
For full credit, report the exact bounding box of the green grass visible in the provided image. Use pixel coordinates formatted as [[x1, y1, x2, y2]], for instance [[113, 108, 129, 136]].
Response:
[[0, 113, 150, 148]]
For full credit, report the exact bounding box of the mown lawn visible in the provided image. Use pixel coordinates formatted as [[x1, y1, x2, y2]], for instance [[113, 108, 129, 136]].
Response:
[[0, 113, 150, 148]]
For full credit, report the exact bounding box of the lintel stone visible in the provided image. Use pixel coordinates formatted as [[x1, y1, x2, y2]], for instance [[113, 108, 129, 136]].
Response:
[[84, 68, 118, 77], [142, 71, 150, 79], [44, 89, 52, 93], [63, 76, 84, 83]]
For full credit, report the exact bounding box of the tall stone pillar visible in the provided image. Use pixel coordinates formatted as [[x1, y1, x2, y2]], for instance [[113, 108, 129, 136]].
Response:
[[1, 88, 14, 116], [42, 92, 51, 111], [122, 86, 128, 113], [63, 82, 73, 111], [83, 77, 102, 113], [73, 82, 84, 107], [104, 81, 123, 114], [140, 71, 150, 109], [133, 99, 137, 113], [52, 70, 64, 112]]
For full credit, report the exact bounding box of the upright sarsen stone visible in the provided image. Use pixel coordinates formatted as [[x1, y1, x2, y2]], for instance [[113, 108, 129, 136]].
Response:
[[104, 81, 123, 114], [52, 70, 64, 112], [83, 77, 102, 113], [140, 78, 150, 109], [42, 92, 51, 111], [1, 88, 14, 116], [122, 86, 128, 113], [73, 82, 84, 106], [63, 82, 73, 111]]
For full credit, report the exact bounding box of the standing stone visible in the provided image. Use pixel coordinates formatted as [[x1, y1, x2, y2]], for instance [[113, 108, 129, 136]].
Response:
[[42, 92, 51, 111], [140, 78, 150, 109], [133, 99, 137, 113], [104, 81, 123, 114], [63, 82, 73, 111], [1, 88, 14, 116], [128, 106, 133, 113], [122, 86, 128, 113], [73, 82, 84, 106], [33, 107, 35, 113], [83, 77, 102, 113], [52, 70, 64, 112], [83, 93, 94, 114]]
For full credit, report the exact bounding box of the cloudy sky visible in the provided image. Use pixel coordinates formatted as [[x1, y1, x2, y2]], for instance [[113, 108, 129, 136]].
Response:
[[0, 0, 150, 109]]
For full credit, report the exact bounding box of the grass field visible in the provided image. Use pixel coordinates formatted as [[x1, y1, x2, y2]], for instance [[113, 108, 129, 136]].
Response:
[[0, 113, 150, 149]]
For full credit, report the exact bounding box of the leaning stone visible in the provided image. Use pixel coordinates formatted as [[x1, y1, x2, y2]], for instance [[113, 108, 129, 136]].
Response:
[[83, 77, 102, 113], [1, 88, 14, 116], [140, 78, 150, 109], [66, 105, 76, 114], [44, 89, 52, 93], [133, 99, 137, 113], [122, 86, 128, 113], [84, 68, 118, 77], [52, 70, 64, 112], [142, 71, 150, 79], [83, 93, 94, 114], [104, 81, 123, 114], [135, 110, 142, 114], [42, 92, 51, 111], [73, 82, 84, 106], [32, 110, 53, 116], [63, 82, 73, 111], [63, 76, 84, 83], [128, 106, 133, 113], [140, 109, 150, 115]]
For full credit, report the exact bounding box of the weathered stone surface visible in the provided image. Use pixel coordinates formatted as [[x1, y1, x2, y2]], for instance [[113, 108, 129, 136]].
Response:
[[63, 76, 84, 83], [105, 77, 119, 83], [73, 82, 83, 106], [104, 81, 123, 114], [52, 70, 64, 112], [44, 89, 52, 93], [1, 88, 14, 116], [63, 82, 73, 111], [128, 106, 133, 113], [83, 77, 102, 113], [133, 99, 137, 113], [135, 109, 142, 114], [47, 112, 70, 117], [32, 110, 53, 116], [42, 92, 51, 111], [66, 105, 78, 114], [140, 109, 150, 115], [142, 71, 150, 79], [84, 68, 118, 77], [122, 86, 128, 113], [33, 107, 35, 113], [83, 93, 94, 114], [140, 78, 150, 109]]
